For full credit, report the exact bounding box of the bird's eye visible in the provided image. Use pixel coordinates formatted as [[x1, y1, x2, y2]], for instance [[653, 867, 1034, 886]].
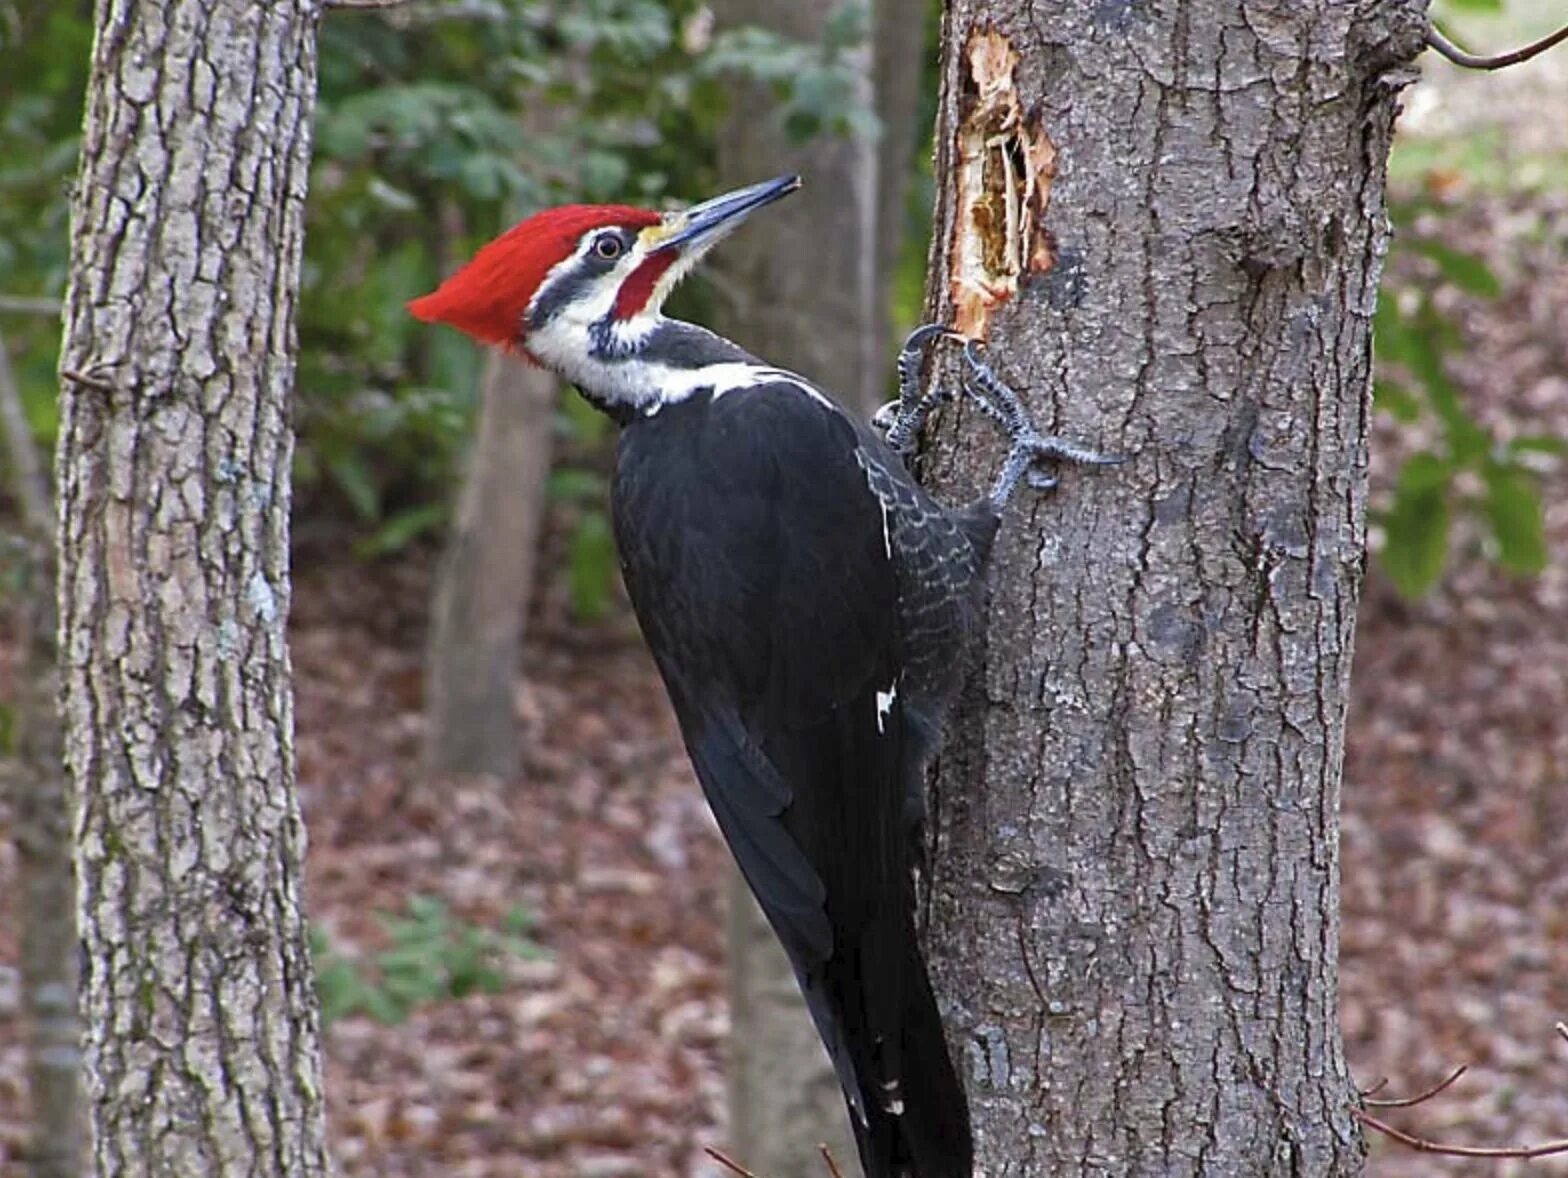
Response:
[[594, 234, 624, 260]]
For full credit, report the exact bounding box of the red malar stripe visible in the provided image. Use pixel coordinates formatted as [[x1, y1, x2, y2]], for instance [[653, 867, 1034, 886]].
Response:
[[613, 252, 679, 320]]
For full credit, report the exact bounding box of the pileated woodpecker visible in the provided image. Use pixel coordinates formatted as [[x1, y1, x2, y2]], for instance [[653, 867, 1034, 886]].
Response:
[[410, 175, 1115, 1178]]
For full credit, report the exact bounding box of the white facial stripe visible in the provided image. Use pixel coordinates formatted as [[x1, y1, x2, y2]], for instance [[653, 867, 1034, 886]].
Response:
[[525, 230, 642, 331]]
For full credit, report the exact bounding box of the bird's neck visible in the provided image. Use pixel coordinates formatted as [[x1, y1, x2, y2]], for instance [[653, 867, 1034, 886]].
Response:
[[533, 316, 770, 422]]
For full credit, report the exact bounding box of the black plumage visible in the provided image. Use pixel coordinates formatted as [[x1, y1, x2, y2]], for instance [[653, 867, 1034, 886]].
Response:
[[614, 378, 978, 1178], [410, 178, 1116, 1178]]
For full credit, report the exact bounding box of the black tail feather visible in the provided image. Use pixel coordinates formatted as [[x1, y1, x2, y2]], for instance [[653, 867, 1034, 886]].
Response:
[[831, 915, 972, 1178]]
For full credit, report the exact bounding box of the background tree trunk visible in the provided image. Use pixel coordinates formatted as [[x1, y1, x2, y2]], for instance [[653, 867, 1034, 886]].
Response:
[[711, 0, 882, 417], [869, 0, 927, 385], [711, 2, 921, 1172], [918, 3, 1427, 1174], [55, 1, 329, 1173], [1, 329, 81, 1178], [424, 353, 555, 776]]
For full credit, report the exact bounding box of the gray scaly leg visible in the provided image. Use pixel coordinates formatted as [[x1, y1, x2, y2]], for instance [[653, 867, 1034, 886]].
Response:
[[959, 340, 1122, 511], [873, 323, 965, 455]]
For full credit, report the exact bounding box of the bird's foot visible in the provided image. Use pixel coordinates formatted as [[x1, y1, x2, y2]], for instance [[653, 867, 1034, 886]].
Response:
[[959, 340, 1122, 510], [876, 323, 965, 455], [989, 431, 1123, 509]]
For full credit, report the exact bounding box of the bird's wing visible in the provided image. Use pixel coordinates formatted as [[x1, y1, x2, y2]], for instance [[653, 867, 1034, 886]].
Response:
[[613, 380, 906, 978]]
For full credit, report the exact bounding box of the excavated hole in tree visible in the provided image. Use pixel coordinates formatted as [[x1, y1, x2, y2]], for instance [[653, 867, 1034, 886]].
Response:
[[949, 28, 1058, 339]]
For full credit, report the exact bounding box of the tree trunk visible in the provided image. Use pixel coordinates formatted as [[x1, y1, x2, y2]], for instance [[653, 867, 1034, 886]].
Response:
[[1, 330, 82, 1178], [711, 0, 882, 416], [919, 3, 1426, 1174], [870, 0, 927, 380], [55, 1, 329, 1173], [424, 352, 555, 776]]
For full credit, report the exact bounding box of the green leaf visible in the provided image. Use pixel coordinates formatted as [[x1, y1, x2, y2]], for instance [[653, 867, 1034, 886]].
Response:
[[1409, 238, 1502, 298], [1508, 434, 1568, 457], [1440, 0, 1502, 12], [568, 511, 617, 622], [328, 454, 381, 522], [547, 469, 606, 503], [354, 502, 446, 559], [1373, 296, 1419, 370], [1373, 378, 1422, 423], [1381, 454, 1453, 598], [1411, 303, 1488, 465], [559, 393, 609, 444], [1480, 461, 1548, 575]]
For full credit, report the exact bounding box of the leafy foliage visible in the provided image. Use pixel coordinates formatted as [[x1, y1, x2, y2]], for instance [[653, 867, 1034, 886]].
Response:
[[1372, 197, 1556, 597], [0, 0, 873, 561], [313, 895, 547, 1027]]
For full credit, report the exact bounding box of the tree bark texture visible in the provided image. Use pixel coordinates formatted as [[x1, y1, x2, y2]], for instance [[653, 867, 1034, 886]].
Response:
[[918, 3, 1426, 1174], [424, 352, 555, 776], [55, 1, 329, 1173]]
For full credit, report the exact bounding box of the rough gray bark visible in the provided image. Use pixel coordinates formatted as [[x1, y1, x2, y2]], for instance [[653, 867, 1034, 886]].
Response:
[[1, 330, 82, 1178], [54, 1, 329, 1173], [424, 352, 555, 776], [917, 3, 1427, 1174]]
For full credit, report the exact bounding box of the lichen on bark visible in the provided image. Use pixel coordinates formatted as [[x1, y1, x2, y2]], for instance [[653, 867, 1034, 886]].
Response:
[[55, 0, 329, 1172]]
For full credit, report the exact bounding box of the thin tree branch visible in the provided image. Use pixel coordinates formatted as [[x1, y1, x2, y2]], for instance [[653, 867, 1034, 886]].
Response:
[[1363, 1064, 1467, 1109], [1355, 1109, 1568, 1160], [0, 296, 62, 317], [1358, 1076, 1390, 1098], [1355, 1025, 1568, 1159], [324, 0, 413, 8], [704, 1146, 764, 1178], [818, 1144, 846, 1178], [59, 368, 116, 395], [0, 329, 53, 536], [1425, 20, 1568, 71]]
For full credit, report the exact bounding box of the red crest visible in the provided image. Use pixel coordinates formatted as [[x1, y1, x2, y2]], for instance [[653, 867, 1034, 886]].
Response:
[[408, 204, 661, 348]]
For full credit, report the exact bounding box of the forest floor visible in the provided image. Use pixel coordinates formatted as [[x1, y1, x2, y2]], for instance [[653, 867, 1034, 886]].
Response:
[[2, 209, 1568, 1178]]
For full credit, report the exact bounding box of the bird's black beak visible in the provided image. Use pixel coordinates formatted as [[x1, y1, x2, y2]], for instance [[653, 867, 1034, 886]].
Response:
[[651, 174, 802, 254]]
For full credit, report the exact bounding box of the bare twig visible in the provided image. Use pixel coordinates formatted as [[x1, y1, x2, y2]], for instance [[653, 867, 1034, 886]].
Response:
[[0, 330, 53, 535], [0, 296, 62, 317], [704, 1145, 764, 1178], [819, 1144, 845, 1178], [1364, 1064, 1468, 1109], [1425, 20, 1568, 71], [1355, 1109, 1568, 1160], [325, 0, 413, 8], [59, 368, 116, 395], [1358, 1076, 1389, 1099], [1356, 1025, 1568, 1159]]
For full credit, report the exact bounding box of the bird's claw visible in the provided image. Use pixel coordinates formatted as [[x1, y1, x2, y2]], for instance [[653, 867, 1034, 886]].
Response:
[[879, 323, 965, 454], [966, 348, 1122, 509]]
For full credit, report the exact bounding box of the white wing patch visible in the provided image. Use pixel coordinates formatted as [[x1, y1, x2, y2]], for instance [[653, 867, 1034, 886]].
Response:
[[854, 449, 895, 560], [875, 681, 898, 734]]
